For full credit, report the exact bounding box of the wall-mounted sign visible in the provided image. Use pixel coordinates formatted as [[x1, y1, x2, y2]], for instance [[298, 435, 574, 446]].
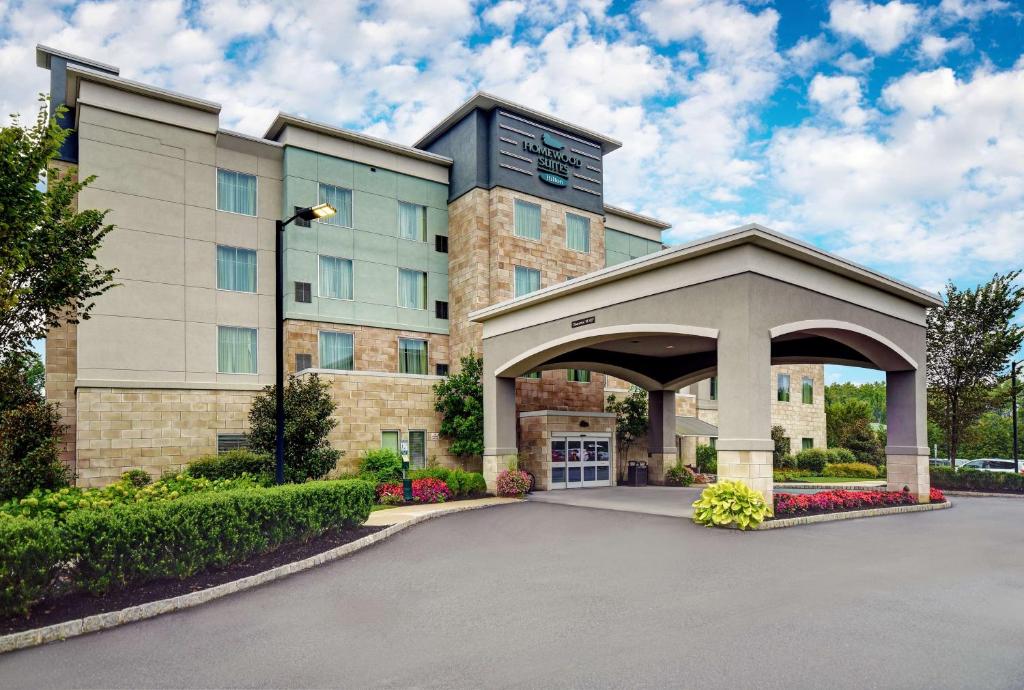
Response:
[[523, 133, 582, 187], [571, 316, 596, 328]]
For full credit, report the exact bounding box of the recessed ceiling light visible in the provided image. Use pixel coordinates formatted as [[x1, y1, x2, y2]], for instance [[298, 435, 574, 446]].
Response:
[[665, 345, 674, 349], [630, 340, 640, 344]]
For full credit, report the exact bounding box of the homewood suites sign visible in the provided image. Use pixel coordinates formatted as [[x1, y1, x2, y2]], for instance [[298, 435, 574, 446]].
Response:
[[523, 132, 582, 187]]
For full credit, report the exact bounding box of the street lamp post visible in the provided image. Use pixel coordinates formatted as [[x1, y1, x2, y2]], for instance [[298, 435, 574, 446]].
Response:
[[275, 203, 336, 485], [1012, 360, 1019, 475]]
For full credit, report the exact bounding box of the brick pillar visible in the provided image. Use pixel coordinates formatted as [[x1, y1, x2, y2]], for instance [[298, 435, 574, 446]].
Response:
[[886, 369, 930, 503]]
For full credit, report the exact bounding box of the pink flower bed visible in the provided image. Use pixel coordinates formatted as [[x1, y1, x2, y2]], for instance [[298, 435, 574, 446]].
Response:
[[375, 478, 452, 504], [774, 488, 921, 516]]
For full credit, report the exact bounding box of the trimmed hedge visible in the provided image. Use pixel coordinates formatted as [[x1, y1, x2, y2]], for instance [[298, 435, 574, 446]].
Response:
[[407, 468, 487, 497], [359, 449, 404, 484], [186, 450, 274, 483], [0, 479, 374, 617], [822, 462, 879, 479], [930, 467, 1024, 494], [795, 448, 829, 473]]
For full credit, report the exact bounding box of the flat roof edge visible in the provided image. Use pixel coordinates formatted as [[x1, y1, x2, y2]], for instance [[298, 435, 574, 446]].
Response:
[[604, 204, 672, 230], [36, 44, 119, 74], [67, 64, 221, 113], [266, 113, 453, 166]]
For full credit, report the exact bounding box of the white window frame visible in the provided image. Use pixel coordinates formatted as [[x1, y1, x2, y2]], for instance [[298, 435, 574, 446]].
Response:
[[317, 182, 354, 228], [397, 268, 428, 310], [397, 200, 428, 243], [215, 244, 258, 293], [317, 254, 355, 301], [216, 325, 259, 375], [215, 168, 258, 217], [317, 329, 356, 371]]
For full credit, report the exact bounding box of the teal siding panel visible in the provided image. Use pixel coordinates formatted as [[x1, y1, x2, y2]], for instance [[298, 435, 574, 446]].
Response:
[[628, 234, 650, 259], [316, 225, 354, 259], [284, 148, 317, 181], [426, 181, 448, 209], [355, 262, 396, 305], [354, 164, 396, 196], [605, 249, 629, 267], [353, 300, 397, 325], [396, 237, 429, 268], [316, 154, 354, 188], [353, 191, 397, 236], [605, 228, 630, 254], [354, 231, 397, 266], [396, 175, 430, 206]]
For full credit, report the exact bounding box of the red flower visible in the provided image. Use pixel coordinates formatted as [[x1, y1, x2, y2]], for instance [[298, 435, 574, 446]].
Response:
[[773, 489, 917, 516]]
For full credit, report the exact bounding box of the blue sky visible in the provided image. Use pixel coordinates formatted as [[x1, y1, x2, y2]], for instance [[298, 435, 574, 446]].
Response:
[[1, 0, 1021, 385]]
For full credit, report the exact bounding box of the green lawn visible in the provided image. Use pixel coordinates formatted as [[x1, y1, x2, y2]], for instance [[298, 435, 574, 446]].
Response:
[[370, 504, 399, 512], [777, 476, 883, 483]]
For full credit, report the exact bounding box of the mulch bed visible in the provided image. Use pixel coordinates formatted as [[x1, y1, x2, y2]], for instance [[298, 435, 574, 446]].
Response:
[[0, 524, 383, 637]]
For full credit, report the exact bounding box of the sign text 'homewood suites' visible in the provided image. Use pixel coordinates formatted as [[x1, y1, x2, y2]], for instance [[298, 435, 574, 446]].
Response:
[[522, 132, 582, 187]]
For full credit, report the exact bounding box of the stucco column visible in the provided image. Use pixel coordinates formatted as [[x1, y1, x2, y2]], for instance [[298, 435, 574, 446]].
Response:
[[483, 374, 518, 493], [715, 325, 774, 503], [885, 369, 930, 503], [647, 390, 677, 484]]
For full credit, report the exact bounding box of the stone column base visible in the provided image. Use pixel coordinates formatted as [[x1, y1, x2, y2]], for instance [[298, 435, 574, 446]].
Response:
[[886, 452, 930, 503], [646, 452, 675, 485], [483, 452, 517, 494], [716, 448, 774, 503]]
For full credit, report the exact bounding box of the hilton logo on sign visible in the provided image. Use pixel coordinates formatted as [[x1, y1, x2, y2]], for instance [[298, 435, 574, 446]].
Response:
[[523, 132, 582, 187]]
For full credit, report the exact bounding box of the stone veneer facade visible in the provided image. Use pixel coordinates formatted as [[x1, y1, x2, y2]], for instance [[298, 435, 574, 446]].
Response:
[[517, 411, 616, 491]]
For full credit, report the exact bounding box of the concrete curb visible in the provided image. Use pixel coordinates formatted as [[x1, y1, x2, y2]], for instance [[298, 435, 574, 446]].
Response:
[[0, 500, 521, 655], [754, 500, 951, 530], [942, 490, 1024, 498]]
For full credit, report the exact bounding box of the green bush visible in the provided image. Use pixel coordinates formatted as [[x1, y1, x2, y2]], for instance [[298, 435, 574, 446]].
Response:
[[186, 450, 274, 484], [825, 448, 857, 465], [407, 468, 487, 497], [121, 469, 151, 487], [777, 453, 798, 469], [696, 444, 717, 474], [773, 469, 813, 482], [822, 462, 879, 479], [359, 449, 404, 483], [795, 448, 829, 473], [665, 463, 694, 486], [692, 481, 771, 530], [0, 400, 70, 502], [0, 479, 375, 615], [0, 515, 66, 617], [930, 467, 1024, 493]]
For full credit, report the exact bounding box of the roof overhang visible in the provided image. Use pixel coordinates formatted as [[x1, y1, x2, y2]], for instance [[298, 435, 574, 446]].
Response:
[[414, 91, 622, 155], [36, 44, 119, 74], [64, 63, 221, 114], [676, 416, 719, 437], [470, 223, 942, 323], [604, 204, 672, 230], [265, 113, 453, 167]]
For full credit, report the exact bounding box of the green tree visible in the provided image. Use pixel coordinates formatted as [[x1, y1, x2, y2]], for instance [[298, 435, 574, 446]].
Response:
[[959, 411, 1013, 460], [433, 353, 484, 458], [827, 399, 885, 464], [606, 387, 649, 481], [825, 381, 887, 423], [1, 99, 117, 358], [247, 374, 342, 482], [927, 272, 1024, 467], [771, 425, 790, 465]]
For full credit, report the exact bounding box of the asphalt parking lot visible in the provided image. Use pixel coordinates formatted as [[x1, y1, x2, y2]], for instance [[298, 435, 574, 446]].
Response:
[[3, 494, 1023, 689]]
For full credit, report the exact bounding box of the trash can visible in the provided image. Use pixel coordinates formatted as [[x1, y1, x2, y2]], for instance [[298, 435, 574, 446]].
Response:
[[627, 460, 649, 487]]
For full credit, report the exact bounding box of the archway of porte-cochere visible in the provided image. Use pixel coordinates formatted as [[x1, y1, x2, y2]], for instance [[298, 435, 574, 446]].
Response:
[[469, 224, 941, 502]]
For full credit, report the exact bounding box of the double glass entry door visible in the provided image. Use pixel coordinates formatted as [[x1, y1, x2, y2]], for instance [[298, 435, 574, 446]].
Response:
[[550, 437, 612, 489]]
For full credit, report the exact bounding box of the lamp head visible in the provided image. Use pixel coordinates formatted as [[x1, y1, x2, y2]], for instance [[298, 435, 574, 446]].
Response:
[[296, 203, 336, 222]]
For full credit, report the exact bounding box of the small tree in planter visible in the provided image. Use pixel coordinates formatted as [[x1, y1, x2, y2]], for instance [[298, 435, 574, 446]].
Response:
[[606, 387, 649, 482], [433, 353, 484, 468]]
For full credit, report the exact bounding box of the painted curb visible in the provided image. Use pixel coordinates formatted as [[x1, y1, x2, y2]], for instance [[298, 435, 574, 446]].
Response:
[[754, 500, 951, 530], [0, 500, 521, 655], [942, 490, 1024, 498]]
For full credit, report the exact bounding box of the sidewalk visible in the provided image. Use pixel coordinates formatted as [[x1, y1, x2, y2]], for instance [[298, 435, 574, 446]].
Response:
[[365, 496, 520, 526]]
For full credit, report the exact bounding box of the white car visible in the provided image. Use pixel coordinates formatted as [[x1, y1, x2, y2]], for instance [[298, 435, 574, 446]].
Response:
[[958, 458, 1022, 474]]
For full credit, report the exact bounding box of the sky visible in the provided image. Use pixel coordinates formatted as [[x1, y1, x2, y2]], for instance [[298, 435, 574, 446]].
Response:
[[1, 0, 1022, 385]]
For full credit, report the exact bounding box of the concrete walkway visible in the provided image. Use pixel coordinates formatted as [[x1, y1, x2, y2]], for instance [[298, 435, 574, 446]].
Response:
[[527, 485, 702, 517], [364, 496, 519, 526]]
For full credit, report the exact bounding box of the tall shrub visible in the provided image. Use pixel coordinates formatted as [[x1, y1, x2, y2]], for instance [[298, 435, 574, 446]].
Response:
[[247, 374, 342, 483], [771, 425, 790, 467], [433, 354, 484, 460], [606, 387, 649, 481]]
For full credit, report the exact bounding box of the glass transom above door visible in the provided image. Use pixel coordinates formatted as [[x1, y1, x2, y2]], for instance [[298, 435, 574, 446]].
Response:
[[550, 436, 612, 489]]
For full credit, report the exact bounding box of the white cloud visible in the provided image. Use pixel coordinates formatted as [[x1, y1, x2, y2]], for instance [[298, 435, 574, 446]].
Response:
[[835, 51, 874, 73], [918, 33, 971, 62], [828, 0, 922, 54], [938, 0, 1009, 21], [808, 73, 871, 127], [787, 35, 834, 75], [483, 0, 525, 29]]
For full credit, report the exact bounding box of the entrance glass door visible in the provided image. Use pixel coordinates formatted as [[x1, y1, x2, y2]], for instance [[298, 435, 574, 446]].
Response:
[[550, 436, 611, 489]]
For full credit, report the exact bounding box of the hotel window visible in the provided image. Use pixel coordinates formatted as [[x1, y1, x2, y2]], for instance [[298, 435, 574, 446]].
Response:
[[217, 433, 249, 453], [565, 213, 590, 253], [217, 326, 257, 374], [398, 202, 427, 242], [216, 169, 257, 216], [399, 338, 428, 375], [318, 255, 353, 300], [216, 245, 256, 292], [709, 376, 718, 401], [567, 369, 591, 383], [294, 281, 312, 303], [318, 183, 353, 227], [709, 437, 717, 450], [381, 430, 400, 454], [435, 300, 449, 320], [777, 373, 791, 402], [802, 377, 814, 404], [398, 269, 427, 310], [521, 371, 541, 379], [514, 199, 541, 240], [319, 331, 354, 370], [514, 265, 541, 297], [802, 438, 814, 451], [295, 353, 312, 372], [409, 430, 427, 469]]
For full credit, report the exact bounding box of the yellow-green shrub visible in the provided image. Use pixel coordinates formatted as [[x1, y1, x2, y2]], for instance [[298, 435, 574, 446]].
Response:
[[822, 462, 878, 479], [692, 480, 771, 530]]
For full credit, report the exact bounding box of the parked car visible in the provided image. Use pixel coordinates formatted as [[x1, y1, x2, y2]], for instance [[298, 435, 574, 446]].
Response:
[[958, 458, 1023, 474]]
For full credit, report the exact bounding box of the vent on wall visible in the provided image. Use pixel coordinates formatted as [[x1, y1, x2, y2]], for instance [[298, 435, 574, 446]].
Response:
[[435, 235, 448, 253], [295, 282, 312, 303], [217, 433, 248, 453], [435, 300, 449, 320], [295, 353, 312, 372], [436, 363, 449, 376]]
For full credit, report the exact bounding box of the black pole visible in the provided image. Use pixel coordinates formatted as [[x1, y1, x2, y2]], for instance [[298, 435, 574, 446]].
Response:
[[1012, 360, 1019, 475], [275, 218, 286, 485]]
